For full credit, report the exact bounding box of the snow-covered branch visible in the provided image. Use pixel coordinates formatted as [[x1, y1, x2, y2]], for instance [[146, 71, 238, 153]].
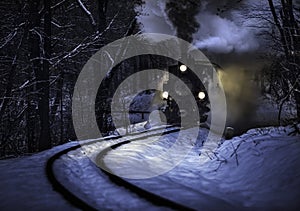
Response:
[[76, 0, 96, 27], [51, 20, 74, 29], [51, 11, 120, 67], [51, 0, 68, 10], [0, 23, 25, 49]]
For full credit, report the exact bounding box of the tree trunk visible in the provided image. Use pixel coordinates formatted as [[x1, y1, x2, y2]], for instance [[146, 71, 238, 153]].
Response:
[[295, 86, 300, 122], [38, 0, 52, 151], [267, 0, 290, 57], [28, 0, 42, 152], [97, 0, 108, 32]]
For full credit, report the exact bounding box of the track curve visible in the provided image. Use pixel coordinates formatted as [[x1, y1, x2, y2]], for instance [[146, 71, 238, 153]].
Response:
[[46, 126, 194, 210]]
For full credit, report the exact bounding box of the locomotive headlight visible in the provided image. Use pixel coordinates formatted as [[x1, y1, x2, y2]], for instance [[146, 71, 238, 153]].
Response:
[[198, 91, 206, 100], [162, 91, 169, 99], [179, 64, 187, 72]]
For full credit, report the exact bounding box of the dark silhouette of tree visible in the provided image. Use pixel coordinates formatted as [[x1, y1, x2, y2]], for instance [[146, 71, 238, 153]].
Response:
[[267, 0, 300, 122], [97, 0, 108, 32], [0, 0, 143, 157], [38, 0, 52, 150]]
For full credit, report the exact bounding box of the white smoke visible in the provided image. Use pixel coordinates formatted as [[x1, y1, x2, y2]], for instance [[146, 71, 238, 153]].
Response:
[[194, 12, 259, 53], [136, 0, 263, 54]]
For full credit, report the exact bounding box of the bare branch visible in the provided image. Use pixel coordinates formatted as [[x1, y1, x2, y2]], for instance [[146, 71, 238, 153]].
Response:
[[76, 0, 96, 27], [278, 76, 300, 124], [0, 30, 26, 119], [51, 20, 74, 29], [51, 11, 120, 67], [51, 0, 68, 10], [0, 23, 25, 49], [230, 140, 245, 166]]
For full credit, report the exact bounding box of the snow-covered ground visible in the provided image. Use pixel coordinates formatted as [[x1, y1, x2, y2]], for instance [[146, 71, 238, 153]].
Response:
[[0, 91, 298, 210], [0, 126, 176, 211], [105, 125, 300, 210], [0, 142, 80, 211], [0, 124, 299, 210]]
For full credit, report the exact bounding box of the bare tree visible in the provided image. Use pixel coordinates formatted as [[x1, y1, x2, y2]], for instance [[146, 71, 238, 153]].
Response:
[[266, 0, 300, 122], [0, 0, 143, 157]]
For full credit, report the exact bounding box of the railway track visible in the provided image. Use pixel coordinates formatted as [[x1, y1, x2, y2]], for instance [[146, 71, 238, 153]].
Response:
[[46, 125, 195, 211]]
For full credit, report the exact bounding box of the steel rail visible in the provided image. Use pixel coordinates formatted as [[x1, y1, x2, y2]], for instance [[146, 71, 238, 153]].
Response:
[[46, 126, 194, 210]]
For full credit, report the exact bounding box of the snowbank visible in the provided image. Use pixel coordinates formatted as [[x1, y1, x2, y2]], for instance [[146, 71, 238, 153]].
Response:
[[105, 125, 300, 210]]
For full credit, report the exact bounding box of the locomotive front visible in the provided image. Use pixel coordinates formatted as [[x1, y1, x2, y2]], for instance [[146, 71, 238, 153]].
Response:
[[160, 61, 213, 126]]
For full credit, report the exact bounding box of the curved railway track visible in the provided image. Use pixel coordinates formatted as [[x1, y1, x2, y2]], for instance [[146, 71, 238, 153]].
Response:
[[46, 126, 195, 211]]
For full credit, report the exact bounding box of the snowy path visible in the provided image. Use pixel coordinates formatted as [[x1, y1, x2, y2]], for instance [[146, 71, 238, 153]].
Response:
[[1, 124, 299, 210]]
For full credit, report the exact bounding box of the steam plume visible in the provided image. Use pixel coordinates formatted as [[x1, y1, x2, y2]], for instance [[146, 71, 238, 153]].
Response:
[[194, 12, 259, 53], [137, 0, 261, 53]]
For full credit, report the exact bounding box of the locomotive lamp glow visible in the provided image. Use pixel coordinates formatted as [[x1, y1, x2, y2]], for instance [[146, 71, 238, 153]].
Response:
[[162, 61, 213, 126], [162, 91, 169, 99], [179, 64, 187, 72], [198, 91, 206, 100]]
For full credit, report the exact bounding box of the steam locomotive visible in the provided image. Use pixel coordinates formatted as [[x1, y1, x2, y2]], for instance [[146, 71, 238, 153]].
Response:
[[159, 61, 215, 126]]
